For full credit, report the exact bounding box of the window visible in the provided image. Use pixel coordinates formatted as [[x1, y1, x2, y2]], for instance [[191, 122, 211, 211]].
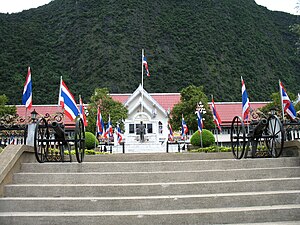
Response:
[[147, 124, 152, 133], [129, 124, 134, 133], [158, 121, 163, 134]]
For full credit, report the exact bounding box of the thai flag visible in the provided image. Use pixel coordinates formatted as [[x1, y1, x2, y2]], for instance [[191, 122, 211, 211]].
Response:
[[22, 67, 32, 110], [168, 121, 174, 141], [79, 96, 88, 127], [181, 116, 188, 139], [58, 77, 79, 121], [143, 54, 150, 77], [211, 97, 222, 131], [241, 76, 250, 121], [116, 124, 123, 144], [104, 115, 113, 138], [9, 135, 15, 145], [196, 110, 204, 134], [96, 107, 105, 136], [280, 81, 297, 120]]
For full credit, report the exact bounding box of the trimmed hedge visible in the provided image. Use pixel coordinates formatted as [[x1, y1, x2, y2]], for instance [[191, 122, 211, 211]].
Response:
[[85, 132, 99, 150], [190, 129, 215, 147], [189, 146, 231, 153]]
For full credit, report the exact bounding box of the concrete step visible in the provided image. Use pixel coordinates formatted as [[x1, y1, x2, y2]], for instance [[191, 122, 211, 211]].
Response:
[[12, 167, 300, 184], [4, 178, 300, 197], [20, 157, 300, 173], [1, 191, 299, 212], [83, 152, 288, 161], [0, 205, 299, 225]]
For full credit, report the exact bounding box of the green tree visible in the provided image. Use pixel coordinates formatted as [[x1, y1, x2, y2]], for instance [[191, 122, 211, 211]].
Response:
[[170, 85, 214, 132], [86, 88, 128, 133], [0, 95, 16, 117]]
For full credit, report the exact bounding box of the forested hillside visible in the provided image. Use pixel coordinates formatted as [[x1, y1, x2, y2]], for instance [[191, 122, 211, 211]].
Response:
[[0, 0, 299, 104]]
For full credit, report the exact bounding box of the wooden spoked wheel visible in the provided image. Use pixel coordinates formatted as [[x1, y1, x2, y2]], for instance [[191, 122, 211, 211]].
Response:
[[75, 118, 85, 163], [230, 116, 246, 159], [34, 118, 50, 163]]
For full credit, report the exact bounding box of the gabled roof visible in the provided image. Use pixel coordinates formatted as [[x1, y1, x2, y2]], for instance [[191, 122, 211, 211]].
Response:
[[122, 85, 168, 117], [110, 92, 180, 111]]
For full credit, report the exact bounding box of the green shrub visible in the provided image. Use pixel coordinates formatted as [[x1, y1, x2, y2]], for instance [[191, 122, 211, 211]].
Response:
[[0, 147, 3, 154], [85, 132, 99, 150], [189, 145, 231, 152], [190, 129, 215, 147]]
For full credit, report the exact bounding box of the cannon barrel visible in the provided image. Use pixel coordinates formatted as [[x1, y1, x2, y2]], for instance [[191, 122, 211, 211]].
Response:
[[51, 121, 66, 141], [252, 118, 267, 137]]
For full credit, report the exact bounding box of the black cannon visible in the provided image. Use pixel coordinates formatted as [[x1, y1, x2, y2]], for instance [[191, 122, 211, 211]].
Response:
[[34, 117, 85, 163], [230, 114, 284, 159]]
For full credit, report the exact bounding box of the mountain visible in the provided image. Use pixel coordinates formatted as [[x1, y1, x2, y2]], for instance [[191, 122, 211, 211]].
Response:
[[0, 0, 299, 104]]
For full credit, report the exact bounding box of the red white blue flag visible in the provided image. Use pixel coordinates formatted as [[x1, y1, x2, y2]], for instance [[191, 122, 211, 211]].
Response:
[[196, 110, 204, 134], [104, 114, 113, 138], [211, 96, 222, 131], [116, 124, 123, 144], [143, 54, 150, 77], [96, 107, 105, 136], [279, 81, 297, 120], [22, 67, 32, 110], [59, 77, 79, 121], [9, 135, 15, 145], [168, 121, 174, 141], [241, 76, 250, 121], [181, 115, 188, 139], [79, 96, 88, 127]]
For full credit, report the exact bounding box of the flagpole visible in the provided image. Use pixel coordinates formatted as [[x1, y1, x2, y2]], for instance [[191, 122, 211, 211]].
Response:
[[279, 80, 285, 121], [141, 49, 144, 112], [212, 95, 219, 149], [58, 76, 65, 125]]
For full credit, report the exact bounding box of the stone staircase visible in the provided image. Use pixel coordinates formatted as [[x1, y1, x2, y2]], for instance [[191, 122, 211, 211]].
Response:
[[0, 153, 300, 224]]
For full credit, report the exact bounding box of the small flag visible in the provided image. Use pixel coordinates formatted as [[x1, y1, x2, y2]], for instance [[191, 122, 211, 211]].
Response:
[[241, 76, 250, 121], [104, 114, 113, 138], [211, 96, 222, 131], [58, 77, 79, 121], [181, 115, 188, 139], [22, 67, 32, 110], [96, 107, 105, 136], [196, 110, 204, 134], [79, 96, 88, 127], [143, 54, 150, 77], [168, 121, 174, 141], [279, 81, 297, 120], [9, 135, 15, 145], [115, 124, 123, 144]]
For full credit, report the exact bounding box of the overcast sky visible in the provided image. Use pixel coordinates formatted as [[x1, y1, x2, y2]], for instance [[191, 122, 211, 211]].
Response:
[[0, 0, 299, 15]]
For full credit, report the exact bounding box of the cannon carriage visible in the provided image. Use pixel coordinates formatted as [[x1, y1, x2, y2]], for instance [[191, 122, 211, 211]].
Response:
[[34, 117, 85, 163], [230, 113, 284, 159]]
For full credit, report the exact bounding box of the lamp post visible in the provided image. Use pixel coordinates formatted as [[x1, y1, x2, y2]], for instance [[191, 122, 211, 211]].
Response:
[[196, 101, 206, 148], [30, 109, 38, 123]]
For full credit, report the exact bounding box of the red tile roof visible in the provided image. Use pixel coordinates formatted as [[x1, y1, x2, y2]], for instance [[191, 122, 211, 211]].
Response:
[[211, 102, 268, 124], [16, 93, 268, 127]]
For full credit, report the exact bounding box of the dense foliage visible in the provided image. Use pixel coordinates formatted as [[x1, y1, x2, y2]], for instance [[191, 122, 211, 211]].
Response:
[[0, 0, 299, 105], [0, 95, 16, 117], [86, 88, 127, 133], [85, 131, 98, 149], [190, 129, 215, 147], [170, 85, 214, 132]]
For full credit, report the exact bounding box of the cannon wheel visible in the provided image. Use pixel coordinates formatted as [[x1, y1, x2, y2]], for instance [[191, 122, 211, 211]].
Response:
[[34, 118, 50, 163], [230, 116, 246, 159], [75, 118, 85, 163], [265, 115, 284, 158]]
